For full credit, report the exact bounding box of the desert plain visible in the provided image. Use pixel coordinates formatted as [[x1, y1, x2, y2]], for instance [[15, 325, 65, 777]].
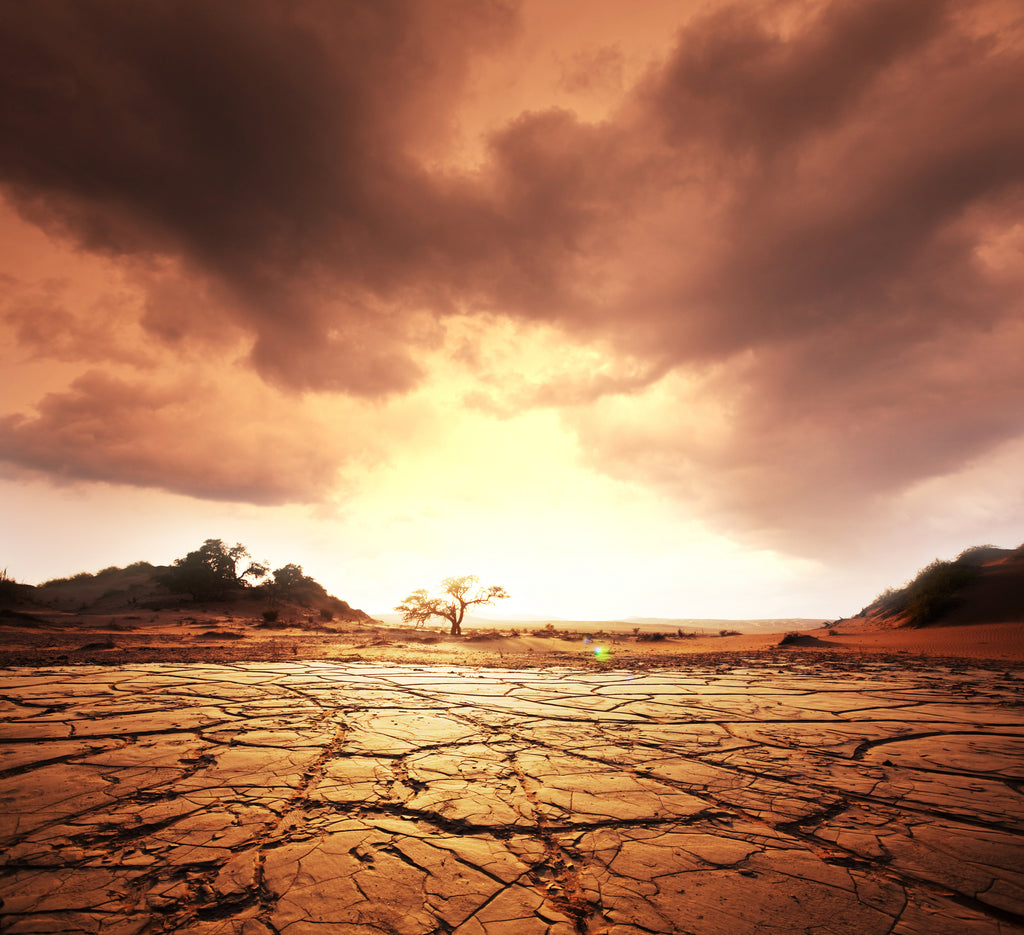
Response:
[[2, 607, 1024, 935]]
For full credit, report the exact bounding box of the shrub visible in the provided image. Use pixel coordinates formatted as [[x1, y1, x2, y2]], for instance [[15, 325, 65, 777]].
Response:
[[904, 560, 979, 626], [262, 609, 279, 622], [954, 544, 1001, 566], [0, 569, 30, 607], [41, 570, 95, 587], [860, 556, 981, 627], [319, 608, 334, 621]]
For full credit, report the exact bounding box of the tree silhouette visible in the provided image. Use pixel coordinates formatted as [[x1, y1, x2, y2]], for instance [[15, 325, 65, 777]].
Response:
[[268, 563, 327, 604], [395, 575, 509, 636], [158, 539, 266, 600], [272, 563, 307, 594]]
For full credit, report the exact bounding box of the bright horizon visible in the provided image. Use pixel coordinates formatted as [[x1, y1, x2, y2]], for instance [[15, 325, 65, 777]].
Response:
[[3, 0, 1023, 622]]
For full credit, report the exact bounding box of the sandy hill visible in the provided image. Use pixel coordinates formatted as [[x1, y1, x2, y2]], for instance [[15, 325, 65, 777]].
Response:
[[839, 544, 1024, 630], [1, 560, 372, 623]]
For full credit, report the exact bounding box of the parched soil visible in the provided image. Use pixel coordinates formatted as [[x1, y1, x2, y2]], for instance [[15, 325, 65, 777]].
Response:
[[2, 657, 1023, 934]]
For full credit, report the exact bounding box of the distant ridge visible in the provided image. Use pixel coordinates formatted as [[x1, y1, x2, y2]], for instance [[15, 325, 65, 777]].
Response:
[[375, 612, 825, 634], [624, 617, 826, 633]]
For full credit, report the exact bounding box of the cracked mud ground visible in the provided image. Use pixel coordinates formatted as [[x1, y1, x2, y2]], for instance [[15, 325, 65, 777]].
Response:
[[2, 660, 1023, 934]]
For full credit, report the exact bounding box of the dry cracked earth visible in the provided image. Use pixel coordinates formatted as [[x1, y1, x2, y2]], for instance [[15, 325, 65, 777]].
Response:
[[1, 659, 1023, 935]]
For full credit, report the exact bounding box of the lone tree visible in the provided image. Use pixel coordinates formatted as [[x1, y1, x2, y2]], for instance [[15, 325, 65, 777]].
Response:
[[395, 575, 509, 636]]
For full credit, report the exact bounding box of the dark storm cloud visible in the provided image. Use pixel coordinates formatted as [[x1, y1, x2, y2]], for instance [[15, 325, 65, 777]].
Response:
[[651, 0, 951, 155], [570, 309, 1024, 555], [3, 0, 1020, 361], [0, 0, 520, 392], [534, 0, 1022, 551], [558, 0, 1024, 550], [616, 0, 1024, 356], [2, 0, 1023, 537], [0, 371, 346, 503]]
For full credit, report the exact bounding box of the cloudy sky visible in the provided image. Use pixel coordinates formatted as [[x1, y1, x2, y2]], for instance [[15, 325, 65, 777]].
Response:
[[2, 0, 1022, 620]]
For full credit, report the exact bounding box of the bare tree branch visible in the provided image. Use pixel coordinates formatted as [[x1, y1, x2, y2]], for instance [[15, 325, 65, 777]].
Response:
[[395, 576, 509, 635]]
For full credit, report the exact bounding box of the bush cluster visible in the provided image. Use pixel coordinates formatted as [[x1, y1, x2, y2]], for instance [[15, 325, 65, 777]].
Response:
[[902, 559, 980, 626], [534, 623, 567, 639], [860, 549, 986, 627], [0, 569, 30, 607]]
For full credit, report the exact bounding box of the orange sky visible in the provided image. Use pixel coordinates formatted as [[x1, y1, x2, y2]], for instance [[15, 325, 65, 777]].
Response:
[[2, 0, 1023, 619]]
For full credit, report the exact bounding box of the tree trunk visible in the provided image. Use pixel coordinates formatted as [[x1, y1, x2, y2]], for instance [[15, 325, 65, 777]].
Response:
[[450, 619, 461, 636]]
